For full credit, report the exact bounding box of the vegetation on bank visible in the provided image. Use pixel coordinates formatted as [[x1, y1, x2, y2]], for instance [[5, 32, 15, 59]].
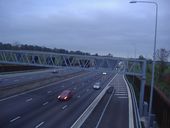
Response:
[[146, 48, 170, 98]]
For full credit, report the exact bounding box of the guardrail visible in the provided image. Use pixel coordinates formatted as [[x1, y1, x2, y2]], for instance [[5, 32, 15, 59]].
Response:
[[125, 76, 142, 128]]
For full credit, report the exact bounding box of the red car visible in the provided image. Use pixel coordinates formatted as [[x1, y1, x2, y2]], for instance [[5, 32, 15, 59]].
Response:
[[57, 90, 73, 101]]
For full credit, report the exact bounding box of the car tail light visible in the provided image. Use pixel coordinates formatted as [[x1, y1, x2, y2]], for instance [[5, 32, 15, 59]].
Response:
[[58, 96, 61, 99]]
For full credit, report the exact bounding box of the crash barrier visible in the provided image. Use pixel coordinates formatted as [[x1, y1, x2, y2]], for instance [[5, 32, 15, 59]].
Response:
[[125, 76, 142, 128], [127, 75, 170, 128]]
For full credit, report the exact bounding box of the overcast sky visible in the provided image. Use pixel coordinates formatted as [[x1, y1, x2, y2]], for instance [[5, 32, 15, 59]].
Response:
[[0, 0, 169, 58]]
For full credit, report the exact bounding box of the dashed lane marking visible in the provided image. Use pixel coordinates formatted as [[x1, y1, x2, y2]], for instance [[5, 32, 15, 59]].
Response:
[[47, 91, 52, 94], [10, 116, 21, 123], [43, 102, 48, 106], [35, 122, 44, 128], [0, 73, 88, 102], [26, 98, 32, 102], [62, 105, 68, 110]]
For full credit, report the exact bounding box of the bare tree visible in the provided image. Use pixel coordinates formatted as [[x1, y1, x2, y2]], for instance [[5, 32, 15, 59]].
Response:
[[156, 48, 170, 80], [156, 48, 169, 62]]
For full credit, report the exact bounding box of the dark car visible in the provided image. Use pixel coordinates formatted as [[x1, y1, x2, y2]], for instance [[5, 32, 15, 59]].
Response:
[[57, 90, 73, 101], [107, 86, 114, 94]]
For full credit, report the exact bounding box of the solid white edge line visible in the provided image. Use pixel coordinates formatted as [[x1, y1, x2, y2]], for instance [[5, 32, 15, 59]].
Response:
[[123, 75, 134, 128], [95, 84, 115, 128], [71, 73, 118, 128], [10, 116, 21, 123], [0, 72, 88, 102]]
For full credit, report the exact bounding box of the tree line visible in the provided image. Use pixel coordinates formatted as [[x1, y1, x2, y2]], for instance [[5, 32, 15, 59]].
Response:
[[0, 42, 91, 56]]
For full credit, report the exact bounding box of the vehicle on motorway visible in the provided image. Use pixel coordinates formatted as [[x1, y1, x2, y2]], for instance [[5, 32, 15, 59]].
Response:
[[52, 69, 58, 73], [58, 90, 73, 101], [107, 86, 114, 94], [93, 82, 101, 90], [102, 72, 107, 75]]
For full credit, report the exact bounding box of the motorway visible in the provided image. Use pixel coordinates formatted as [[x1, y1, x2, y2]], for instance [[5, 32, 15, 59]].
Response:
[[81, 74, 131, 128], [0, 69, 118, 128], [0, 68, 79, 87]]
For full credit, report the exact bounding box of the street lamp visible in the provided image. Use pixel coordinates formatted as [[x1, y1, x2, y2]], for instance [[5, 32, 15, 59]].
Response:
[[129, 0, 158, 127]]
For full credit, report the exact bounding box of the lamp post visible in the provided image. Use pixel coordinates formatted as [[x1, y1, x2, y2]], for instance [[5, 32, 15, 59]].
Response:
[[129, 1, 158, 127]]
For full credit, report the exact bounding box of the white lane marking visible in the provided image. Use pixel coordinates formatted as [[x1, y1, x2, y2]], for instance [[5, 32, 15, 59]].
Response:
[[115, 94, 128, 96], [61, 85, 65, 88], [123, 75, 134, 128], [47, 91, 52, 94], [77, 95, 80, 98], [71, 73, 118, 128], [26, 98, 32, 102], [116, 91, 127, 93], [0, 73, 88, 102], [43, 102, 48, 106], [10, 116, 21, 123], [14, 79, 19, 82], [35, 122, 44, 128], [95, 85, 115, 128], [62, 105, 68, 110], [118, 96, 128, 99]]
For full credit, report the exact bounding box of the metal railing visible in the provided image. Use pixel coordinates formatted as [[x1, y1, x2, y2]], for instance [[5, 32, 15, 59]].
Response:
[[125, 76, 142, 128]]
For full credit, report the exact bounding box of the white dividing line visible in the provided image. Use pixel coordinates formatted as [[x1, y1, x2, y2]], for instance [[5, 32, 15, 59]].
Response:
[[35, 122, 44, 128], [10, 116, 21, 123], [115, 94, 128, 96], [14, 79, 19, 82], [123, 75, 134, 128], [77, 95, 80, 98], [71, 73, 118, 128], [26, 98, 32, 102], [61, 85, 65, 88], [43, 102, 48, 106], [62, 105, 68, 110], [47, 91, 52, 94], [95, 86, 115, 128], [116, 91, 127, 93], [0, 73, 88, 102], [118, 97, 128, 99]]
